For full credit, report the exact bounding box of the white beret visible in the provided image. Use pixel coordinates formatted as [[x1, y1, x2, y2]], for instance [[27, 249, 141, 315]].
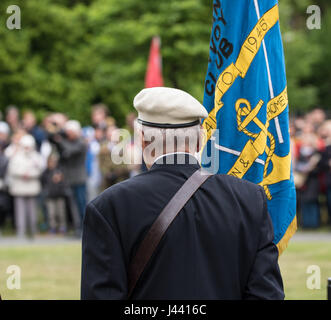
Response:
[[65, 120, 81, 133], [133, 87, 208, 128]]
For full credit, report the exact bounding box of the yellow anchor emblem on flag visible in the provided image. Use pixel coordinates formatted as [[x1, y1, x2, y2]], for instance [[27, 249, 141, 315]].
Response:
[[227, 86, 291, 200]]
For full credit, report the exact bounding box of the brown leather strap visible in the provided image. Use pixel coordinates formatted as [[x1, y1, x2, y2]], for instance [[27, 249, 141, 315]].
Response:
[[128, 167, 213, 298]]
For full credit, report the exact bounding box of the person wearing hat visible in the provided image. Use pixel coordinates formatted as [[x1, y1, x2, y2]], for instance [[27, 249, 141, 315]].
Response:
[[81, 87, 284, 300], [7, 134, 43, 238]]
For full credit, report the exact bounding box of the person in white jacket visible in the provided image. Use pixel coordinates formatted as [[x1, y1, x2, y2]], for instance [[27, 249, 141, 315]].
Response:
[[7, 134, 43, 238]]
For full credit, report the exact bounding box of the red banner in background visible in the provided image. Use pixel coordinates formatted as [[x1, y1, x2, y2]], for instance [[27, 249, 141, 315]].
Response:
[[145, 36, 164, 88]]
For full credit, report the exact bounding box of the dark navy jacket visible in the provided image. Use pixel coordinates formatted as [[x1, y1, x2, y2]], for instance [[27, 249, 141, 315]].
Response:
[[81, 154, 284, 300]]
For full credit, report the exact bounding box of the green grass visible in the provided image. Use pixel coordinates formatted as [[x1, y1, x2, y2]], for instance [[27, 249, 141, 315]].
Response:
[[0, 239, 330, 300], [279, 241, 331, 300], [0, 243, 81, 300]]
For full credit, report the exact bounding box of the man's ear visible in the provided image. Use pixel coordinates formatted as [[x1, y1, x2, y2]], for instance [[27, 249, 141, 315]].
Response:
[[197, 125, 204, 153], [141, 130, 147, 150]]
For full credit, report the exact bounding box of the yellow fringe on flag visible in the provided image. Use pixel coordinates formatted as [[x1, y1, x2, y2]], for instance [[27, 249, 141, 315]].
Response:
[[277, 215, 297, 255]]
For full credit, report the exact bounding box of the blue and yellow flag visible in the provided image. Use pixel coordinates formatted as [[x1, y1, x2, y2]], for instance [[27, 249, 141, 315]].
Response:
[[202, 0, 296, 253]]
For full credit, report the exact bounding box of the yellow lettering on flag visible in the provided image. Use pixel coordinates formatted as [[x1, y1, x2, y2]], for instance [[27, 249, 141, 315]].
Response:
[[235, 5, 279, 78], [228, 133, 267, 179], [214, 63, 240, 114], [202, 4, 280, 147], [267, 86, 288, 120]]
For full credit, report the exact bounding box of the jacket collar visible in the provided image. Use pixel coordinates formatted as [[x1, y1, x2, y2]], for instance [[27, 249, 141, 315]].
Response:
[[150, 153, 200, 172]]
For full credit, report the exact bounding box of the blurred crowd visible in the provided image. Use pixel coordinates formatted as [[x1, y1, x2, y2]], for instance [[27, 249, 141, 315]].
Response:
[[0, 104, 330, 239], [291, 108, 331, 229], [0, 104, 142, 238]]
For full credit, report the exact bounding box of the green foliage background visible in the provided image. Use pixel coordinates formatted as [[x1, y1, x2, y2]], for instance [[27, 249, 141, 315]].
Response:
[[0, 0, 329, 125]]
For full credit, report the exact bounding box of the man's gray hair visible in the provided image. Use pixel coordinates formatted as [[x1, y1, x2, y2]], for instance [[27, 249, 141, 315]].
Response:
[[139, 123, 202, 163]]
